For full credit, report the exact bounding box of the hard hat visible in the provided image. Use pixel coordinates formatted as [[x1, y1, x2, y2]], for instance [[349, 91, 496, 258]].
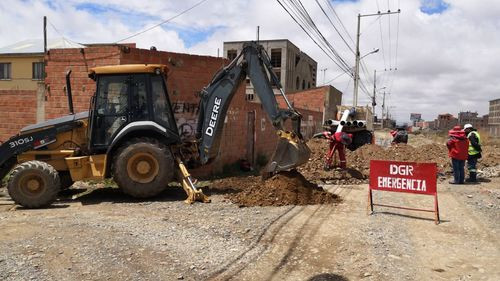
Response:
[[463, 124, 473, 130]]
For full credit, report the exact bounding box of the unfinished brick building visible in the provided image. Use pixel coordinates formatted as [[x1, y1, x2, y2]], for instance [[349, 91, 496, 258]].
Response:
[[1, 44, 323, 176]]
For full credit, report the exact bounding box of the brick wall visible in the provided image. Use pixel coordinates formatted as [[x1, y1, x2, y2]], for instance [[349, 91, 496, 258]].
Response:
[[44, 46, 123, 119], [0, 90, 37, 142]]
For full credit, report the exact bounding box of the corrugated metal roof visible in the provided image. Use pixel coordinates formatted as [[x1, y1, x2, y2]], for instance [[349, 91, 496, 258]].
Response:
[[0, 38, 83, 54]]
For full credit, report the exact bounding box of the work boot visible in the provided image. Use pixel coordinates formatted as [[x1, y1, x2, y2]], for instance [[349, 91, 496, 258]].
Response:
[[465, 172, 478, 183]]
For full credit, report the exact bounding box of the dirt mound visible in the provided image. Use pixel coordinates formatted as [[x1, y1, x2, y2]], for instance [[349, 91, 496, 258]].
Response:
[[210, 170, 340, 207], [301, 139, 451, 184], [301, 138, 500, 184]]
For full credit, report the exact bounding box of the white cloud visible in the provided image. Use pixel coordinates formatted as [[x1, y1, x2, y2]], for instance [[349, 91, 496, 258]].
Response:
[[1, 0, 498, 122]]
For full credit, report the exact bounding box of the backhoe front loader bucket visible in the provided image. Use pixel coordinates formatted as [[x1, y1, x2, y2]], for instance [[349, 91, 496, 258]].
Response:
[[262, 130, 311, 179]]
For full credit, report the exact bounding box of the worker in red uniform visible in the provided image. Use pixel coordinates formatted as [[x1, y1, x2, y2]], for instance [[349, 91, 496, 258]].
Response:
[[390, 125, 408, 144], [446, 126, 469, 184]]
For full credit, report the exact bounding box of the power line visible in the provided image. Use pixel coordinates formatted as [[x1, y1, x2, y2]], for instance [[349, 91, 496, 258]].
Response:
[[395, 0, 401, 69], [114, 0, 209, 43], [315, 0, 354, 54], [387, 0, 392, 70], [277, 0, 353, 74], [324, 0, 355, 46], [47, 19, 83, 47]]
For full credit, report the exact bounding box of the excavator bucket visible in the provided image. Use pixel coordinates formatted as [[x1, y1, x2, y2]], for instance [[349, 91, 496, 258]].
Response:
[[262, 130, 311, 179]]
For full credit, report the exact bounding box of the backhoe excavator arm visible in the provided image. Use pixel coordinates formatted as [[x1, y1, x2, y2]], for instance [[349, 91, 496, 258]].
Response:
[[195, 42, 310, 174]]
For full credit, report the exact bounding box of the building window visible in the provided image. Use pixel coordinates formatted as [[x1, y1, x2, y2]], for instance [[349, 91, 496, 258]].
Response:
[[270, 49, 282, 68], [308, 82, 311, 89], [302, 79, 306, 90], [32, 62, 45, 80], [246, 92, 255, 101], [227, 50, 237, 61], [296, 76, 300, 90], [0, 63, 11, 79]]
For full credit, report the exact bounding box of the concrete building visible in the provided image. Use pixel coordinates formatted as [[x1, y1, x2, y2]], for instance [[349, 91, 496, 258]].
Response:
[[223, 39, 317, 100], [489, 98, 500, 137], [436, 113, 458, 130], [0, 38, 82, 90], [457, 111, 488, 129]]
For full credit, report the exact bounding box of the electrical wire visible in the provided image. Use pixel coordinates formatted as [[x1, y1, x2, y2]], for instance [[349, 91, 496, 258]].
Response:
[[387, 0, 392, 70], [114, 0, 209, 43], [315, 0, 354, 54], [47, 19, 83, 47], [394, 0, 401, 69], [277, 0, 353, 75]]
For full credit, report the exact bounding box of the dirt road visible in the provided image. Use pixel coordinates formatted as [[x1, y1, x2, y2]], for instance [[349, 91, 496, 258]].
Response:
[[1, 177, 498, 280]]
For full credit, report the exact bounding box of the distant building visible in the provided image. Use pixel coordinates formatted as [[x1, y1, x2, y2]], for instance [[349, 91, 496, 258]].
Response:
[[436, 113, 458, 130], [276, 85, 342, 124], [410, 113, 422, 126], [223, 39, 317, 101], [489, 98, 500, 137], [0, 38, 82, 91], [457, 111, 487, 129]]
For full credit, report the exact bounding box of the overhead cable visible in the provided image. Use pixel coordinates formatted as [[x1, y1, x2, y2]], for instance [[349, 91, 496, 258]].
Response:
[[114, 0, 209, 43]]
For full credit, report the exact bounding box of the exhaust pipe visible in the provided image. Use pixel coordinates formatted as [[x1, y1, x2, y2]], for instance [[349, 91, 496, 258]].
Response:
[[346, 121, 352, 127], [65, 69, 74, 115], [353, 120, 358, 126]]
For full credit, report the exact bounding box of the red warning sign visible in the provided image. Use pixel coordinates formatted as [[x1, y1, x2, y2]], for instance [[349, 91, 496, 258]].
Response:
[[368, 160, 440, 224], [369, 160, 437, 195]]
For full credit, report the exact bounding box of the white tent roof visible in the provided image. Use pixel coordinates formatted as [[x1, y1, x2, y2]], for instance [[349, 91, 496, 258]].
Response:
[[0, 38, 83, 54]]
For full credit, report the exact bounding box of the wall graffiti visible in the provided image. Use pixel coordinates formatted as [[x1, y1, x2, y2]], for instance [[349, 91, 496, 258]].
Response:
[[172, 102, 200, 115], [172, 102, 199, 139]]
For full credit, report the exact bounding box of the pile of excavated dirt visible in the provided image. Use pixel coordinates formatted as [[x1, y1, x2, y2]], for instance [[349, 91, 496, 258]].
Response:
[[209, 170, 340, 207], [301, 138, 500, 184]]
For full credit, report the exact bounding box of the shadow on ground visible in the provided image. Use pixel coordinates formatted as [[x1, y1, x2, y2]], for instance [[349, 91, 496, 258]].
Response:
[[56, 183, 242, 206], [307, 273, 349, 281]]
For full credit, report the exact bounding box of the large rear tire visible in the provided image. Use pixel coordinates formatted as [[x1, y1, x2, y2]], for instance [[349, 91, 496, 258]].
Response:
[[113, 138, 174, 198], [7, 161, 60, 208]]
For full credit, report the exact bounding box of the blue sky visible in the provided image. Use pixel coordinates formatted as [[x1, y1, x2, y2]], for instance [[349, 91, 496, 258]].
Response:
[[419, 0, 449, 14], [74, 2, 220, 47]]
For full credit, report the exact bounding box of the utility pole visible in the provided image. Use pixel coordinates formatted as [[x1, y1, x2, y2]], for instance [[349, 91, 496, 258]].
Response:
[[256, 26, 260, 42], [372, 70, 376, 119], [43, 16, 47, 54], [381, 91, 386, 129], [353, 9, 401, 107]]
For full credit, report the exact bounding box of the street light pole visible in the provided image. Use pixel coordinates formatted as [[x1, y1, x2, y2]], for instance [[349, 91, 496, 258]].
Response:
[[321, 68, 327, 85], [352, 9, 401, 107]]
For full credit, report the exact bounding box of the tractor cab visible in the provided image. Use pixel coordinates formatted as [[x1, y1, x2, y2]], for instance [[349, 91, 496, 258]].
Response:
[[88, 65, 180, 154]]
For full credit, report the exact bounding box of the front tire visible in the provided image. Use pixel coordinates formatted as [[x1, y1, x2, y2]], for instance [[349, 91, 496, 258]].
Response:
[[113, 138, 174, 198], [7, 161, 60, 208]]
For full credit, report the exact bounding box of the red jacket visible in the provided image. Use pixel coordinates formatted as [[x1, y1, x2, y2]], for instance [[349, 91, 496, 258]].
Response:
[[447, 130, 469, 160]]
